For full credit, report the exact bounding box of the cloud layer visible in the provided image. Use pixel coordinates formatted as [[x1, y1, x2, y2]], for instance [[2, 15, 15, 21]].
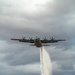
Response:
[[0, 0, 75, 75]]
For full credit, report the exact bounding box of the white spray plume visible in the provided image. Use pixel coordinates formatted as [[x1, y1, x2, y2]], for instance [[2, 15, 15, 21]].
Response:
[[40, 47, 52, 75]]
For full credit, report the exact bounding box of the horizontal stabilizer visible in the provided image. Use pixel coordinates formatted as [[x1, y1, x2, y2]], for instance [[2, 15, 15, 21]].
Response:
[[29, 44, 35, 46], [42, 44, 50, 46], [11, 38, 20, 40], [42, 45, 50, 46]]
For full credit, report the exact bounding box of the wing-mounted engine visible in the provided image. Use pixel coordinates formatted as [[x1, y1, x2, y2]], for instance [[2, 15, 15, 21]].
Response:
[[29, 37, 34, 43], [43, 37, 47, 43]]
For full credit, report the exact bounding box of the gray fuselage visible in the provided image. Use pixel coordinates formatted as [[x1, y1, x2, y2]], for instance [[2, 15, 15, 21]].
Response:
[[34, 38, 42, 47]]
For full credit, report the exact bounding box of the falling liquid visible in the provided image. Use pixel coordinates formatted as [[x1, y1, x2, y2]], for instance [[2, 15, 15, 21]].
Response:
[[40, 47, 52, 75]]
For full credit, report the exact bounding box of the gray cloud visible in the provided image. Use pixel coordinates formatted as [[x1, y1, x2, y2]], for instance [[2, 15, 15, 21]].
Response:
[[0, 0, 75, 75], [0, 42, 40, 65]]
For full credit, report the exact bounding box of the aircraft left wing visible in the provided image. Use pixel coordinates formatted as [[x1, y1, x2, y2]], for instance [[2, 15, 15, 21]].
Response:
[[41, 39, 65, 43], [11, 38, 34, 43]]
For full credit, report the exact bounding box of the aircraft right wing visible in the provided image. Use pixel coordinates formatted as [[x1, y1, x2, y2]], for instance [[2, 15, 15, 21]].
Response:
[[11, 38, 34, 43]]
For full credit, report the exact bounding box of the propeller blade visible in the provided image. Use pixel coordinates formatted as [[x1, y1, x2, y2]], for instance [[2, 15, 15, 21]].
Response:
[[50, 37, 54, 40], [43, 37, 47, 40], [29, 37, 33, 40], [22, 36, 26, 39]]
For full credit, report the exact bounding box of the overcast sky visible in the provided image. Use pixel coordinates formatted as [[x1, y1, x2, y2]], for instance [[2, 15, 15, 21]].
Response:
[[0, 0, 75, 75]]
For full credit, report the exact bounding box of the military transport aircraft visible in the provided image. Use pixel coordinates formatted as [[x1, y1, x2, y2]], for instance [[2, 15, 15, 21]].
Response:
[[11, 36, 65, 48]]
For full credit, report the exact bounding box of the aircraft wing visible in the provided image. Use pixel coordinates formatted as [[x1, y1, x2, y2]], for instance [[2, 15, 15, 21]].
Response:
[[11, 38, 34, 43], [41, 39, 65, 43]]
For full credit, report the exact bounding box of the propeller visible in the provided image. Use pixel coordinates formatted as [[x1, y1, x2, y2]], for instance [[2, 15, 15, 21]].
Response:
[[43, 37, 47, 43], [22, 36, 26, 40], [50, 37, 54, 40], [29, 37, 33, 40], [43, 37, 47, 40], [36, 36, 38, 39]]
